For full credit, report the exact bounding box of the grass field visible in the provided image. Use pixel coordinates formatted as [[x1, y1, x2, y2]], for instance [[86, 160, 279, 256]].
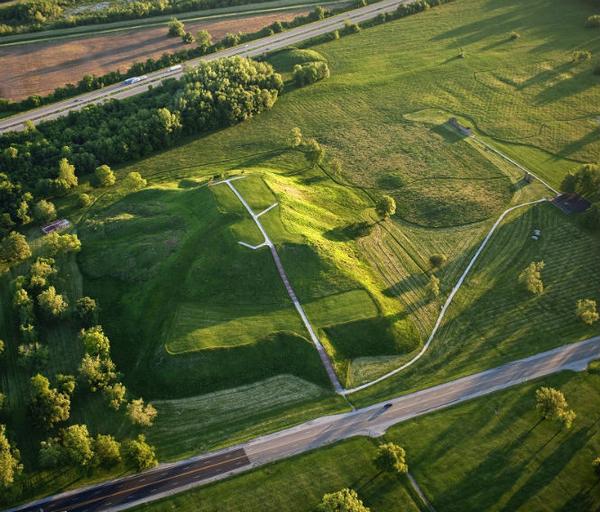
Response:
[[133, 368, 600, 512], [2, 0, 600, 506]]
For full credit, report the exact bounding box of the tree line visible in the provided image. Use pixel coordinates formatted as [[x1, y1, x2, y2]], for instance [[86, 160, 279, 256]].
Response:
[[0, 0, 280, 35], [0, 0, 458, 116]]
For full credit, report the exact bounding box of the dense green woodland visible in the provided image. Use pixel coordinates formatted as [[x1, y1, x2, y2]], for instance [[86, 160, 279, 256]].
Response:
[[0, 57, 282, 233]]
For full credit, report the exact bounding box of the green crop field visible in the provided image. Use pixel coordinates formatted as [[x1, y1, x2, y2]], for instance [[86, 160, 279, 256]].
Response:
[[2, 0, 600, 507], [133, 367, 600, 512]]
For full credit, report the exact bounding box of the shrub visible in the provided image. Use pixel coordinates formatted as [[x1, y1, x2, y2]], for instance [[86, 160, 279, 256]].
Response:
[[33, 200, 57, 224], [586, 15, 600, 28], [518, 261, 545, 295], [342, 20, 361, 35], [182, 31, 195, 44], [509, 31, 521, 40], [95, 165, 116, 187], [576, 299, 599, 325], [168, 17, 185, 38], [429, 253, 447, 268], [293, 61, 330, 86], [78, 193, 93, 208], [572, 50, 592, 63]]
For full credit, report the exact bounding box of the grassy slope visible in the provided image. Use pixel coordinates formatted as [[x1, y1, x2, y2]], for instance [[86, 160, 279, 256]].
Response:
[[352, 202, 600, 405], [135, 368, 600, 512], [3, 0, 600, 505]]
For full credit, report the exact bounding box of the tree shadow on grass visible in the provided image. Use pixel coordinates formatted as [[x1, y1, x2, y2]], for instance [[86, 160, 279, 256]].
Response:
[[499, 426, 593, 512]]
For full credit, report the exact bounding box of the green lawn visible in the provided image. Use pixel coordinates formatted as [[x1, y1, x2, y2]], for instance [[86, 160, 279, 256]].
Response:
[[2, 0, 600, 506], [134, 367, 600, 512]]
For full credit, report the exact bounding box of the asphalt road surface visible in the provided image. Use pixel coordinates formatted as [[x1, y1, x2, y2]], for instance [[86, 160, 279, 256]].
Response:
[[0, 0, 411, 134], [9, 335, 600, 512]]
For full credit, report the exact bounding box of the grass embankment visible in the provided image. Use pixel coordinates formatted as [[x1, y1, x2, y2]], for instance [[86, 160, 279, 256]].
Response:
[[134, 368, 600, 512], [2, 0, 600, 505]]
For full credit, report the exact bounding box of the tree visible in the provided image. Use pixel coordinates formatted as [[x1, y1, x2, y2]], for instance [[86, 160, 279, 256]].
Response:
[[93, 434, 121, 468], [123, 171, 147, 192], [33, 199, 57, 224], [95, 165, 116, 187], [429, 254, 447, 268], [121, 435, 158, 471], [55, 158, 78, 194], [374, 442, 408, 476], [103, 382, 127, 410], [289, 127, 303, 148], [304, 138, 324, 166], [29, 257, 56, 289], [196, 29, 212, 51], [0, 425, 22, 488], [536, 387, 576, 429], [576, 299, 599, 325], [316, 488, 370, 512], [75, 296, 99, 326], [0, 339, 4, 357], [127, 398, 157, 427], [428, 274, 440, 298], [182, 31, 195, 44], [0, 232, 31, 263], [29, 374, 71, 429], [45, 232, 81, 256], [37, 286, 69, 318], [79, 354, 118, 392], [61, 424, 94, 467], [168, 17, 185, 37], [376, 195, 396, 220], [518, 261, 545, 295], [39, 436, 64, 468], [78, 193, 93, 208], [80, 326, 110, 357], [57, 374, 76, 396]]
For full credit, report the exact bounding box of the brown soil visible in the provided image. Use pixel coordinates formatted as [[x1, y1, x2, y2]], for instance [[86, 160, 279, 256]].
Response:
[[0, 9, 307, 101]]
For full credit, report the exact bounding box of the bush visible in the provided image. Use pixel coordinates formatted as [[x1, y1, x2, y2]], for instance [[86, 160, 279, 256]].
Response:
[[78, 193, 93, 208], [572, 50, 592, 63], [95, 165, 116, 187], [509, 31, 521, 40], [586, 15, 600, 28], [342, 20, 361, 35], [168, 17, 185, 37], [33, 200, 57, 224], [576, 299, 599, 325], [518, 261, 545, 295], [293, 61, 330, 86], [429, 254, 447, 268]]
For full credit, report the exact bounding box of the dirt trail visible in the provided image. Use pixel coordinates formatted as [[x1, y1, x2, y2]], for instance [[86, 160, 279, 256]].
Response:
[[0, 9, 307, 100]]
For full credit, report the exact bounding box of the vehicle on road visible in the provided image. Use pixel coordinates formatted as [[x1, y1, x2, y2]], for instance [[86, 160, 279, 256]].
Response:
[[122, 75, 148, 85], [169, 64, 183, 72], [383, 403, 393, 410]]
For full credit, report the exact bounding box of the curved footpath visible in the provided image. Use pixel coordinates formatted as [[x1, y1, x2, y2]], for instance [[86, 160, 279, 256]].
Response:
[[8, 335, 600, 512]]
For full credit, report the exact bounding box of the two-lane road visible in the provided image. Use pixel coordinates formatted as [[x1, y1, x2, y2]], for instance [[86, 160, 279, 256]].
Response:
[[9, 336, 600, 512], [0, 0, 412, 134]]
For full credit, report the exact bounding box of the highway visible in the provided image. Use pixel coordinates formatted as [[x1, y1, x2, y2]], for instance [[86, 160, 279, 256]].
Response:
[[0, 0, 411, 134], [8, 335, 600, 512]]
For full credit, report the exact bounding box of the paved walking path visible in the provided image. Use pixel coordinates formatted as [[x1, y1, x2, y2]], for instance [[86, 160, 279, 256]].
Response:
[[215, 177, 343, 393], [344, 198, 548, 394]]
